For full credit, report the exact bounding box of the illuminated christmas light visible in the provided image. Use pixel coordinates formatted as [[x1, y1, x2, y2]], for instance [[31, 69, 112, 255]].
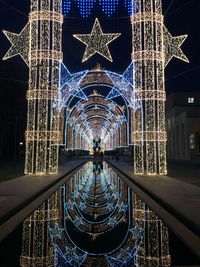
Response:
[[164, 26, 189, 66], [99, 0, 119, 16], [3, 23, 30, 65], [61, 63, 89, 102], [3, 0, 65, 175], [2, 0, 189, 176], [130, 0, 189, 175], [20, 163, 171, 266], [65, 90, 128, 152], [63, 0, 134, 17], [73, 18, 121, 62]]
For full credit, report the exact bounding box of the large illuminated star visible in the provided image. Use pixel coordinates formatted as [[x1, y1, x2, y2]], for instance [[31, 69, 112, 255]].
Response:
[[73, 18, 121, 62], [3, 23, 30, 66], [164, 26, 189, 67]]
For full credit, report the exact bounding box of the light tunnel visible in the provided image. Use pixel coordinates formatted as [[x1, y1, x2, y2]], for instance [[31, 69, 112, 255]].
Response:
[[59, 67, 137, 153]]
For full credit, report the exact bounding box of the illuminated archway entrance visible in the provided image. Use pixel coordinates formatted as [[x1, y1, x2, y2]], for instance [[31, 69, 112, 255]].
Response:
[[2, 0, 188, 175], [61, 67, 132, 155]]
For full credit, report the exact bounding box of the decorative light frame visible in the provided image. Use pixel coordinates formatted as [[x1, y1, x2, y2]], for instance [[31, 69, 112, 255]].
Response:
[[2, 0, 188, 175]]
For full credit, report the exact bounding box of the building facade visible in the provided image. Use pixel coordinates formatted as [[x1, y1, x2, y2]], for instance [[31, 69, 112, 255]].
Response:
[[166, 92, 200, 161]]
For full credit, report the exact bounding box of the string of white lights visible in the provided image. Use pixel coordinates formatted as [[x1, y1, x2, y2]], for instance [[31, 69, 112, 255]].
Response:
[[2, 0, 188, 176], [131, 0, 188, 175], [24, 0, 64, 174]]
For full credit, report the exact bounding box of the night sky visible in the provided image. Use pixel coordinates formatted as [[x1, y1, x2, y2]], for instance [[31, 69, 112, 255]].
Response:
[[0, 0, 199, 158]]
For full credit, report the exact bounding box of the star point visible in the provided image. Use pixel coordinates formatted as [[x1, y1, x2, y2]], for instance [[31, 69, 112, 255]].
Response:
[[164, 26, 189, 67], [49, 223, 64, 240], [73, 18, 121, 62], [3, 23, 30, 66]]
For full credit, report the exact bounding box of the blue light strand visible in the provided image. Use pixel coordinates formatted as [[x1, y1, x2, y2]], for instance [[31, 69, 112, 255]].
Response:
[[77, 0, 97, 18], [99, 0, 119, 17], [63, 0, 71, 16], [60, 63, 89, 103], [63, 0, 135, 17], [125, 0, 135, 16]]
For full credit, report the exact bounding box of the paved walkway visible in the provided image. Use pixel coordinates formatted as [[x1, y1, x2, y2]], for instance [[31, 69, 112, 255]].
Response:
[[0, 159, 25, 183], [167, 161, 200, 187], [107, 159, 200, 258], [117, 157, 200, 187], [0, 159, 87, 241]]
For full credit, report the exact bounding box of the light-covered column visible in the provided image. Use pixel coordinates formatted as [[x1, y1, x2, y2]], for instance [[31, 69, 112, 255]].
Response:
[[25, 0, 63, 174], [131, 0, 167, 175]]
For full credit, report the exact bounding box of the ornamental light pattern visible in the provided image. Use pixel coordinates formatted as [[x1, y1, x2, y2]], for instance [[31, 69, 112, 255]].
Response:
[[130, 0, 188, 175], [20, 163, 171, 266], [25, 0, 64, 174], [73, 18, 121, 62], [2, 0, 188, 175], [63, 0, 134, 17], [3, 0, 64, 174]]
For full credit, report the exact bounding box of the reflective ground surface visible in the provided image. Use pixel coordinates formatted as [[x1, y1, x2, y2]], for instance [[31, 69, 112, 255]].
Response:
[[0, 162, 199, 266]]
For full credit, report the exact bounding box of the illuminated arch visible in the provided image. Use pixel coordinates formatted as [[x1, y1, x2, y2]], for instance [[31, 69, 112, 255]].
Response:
[[61, 65, 135, 108], [64, 91, 130, 152]]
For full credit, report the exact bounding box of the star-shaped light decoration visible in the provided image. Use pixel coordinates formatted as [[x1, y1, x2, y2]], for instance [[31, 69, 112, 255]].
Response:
[[107, 203, 114, 211], [118, 202, 127, 213], [49, 223, 64, 240], [74, 216, 84, 226], [64, 199, 75, 210], [65, 246, 87, 266], [73, 18, 121, 62], [129, 224, 144, 239], [61, 63, 88, 102], [3, 23, 30, 66], [164, 26, 189, 67], [108, 217, 117, 226]]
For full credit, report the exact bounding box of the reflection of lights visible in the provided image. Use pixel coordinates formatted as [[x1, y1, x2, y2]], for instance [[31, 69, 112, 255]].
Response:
[[20, 162, 171, 265]]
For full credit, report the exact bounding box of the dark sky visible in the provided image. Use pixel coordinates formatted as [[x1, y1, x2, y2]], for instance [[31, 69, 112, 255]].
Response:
[[163, 0, 200, 92]]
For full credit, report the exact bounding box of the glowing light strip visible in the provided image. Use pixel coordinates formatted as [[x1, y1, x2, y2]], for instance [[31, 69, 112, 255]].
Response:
[[62, 0, 134, 17]]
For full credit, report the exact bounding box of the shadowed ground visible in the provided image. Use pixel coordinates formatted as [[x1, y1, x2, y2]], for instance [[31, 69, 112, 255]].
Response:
[[0, 158, 200, 186]]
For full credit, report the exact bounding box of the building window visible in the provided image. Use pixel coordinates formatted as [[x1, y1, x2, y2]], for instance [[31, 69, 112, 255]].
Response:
[[189, 133, 195, 149], [188, 97, 194, 104]]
